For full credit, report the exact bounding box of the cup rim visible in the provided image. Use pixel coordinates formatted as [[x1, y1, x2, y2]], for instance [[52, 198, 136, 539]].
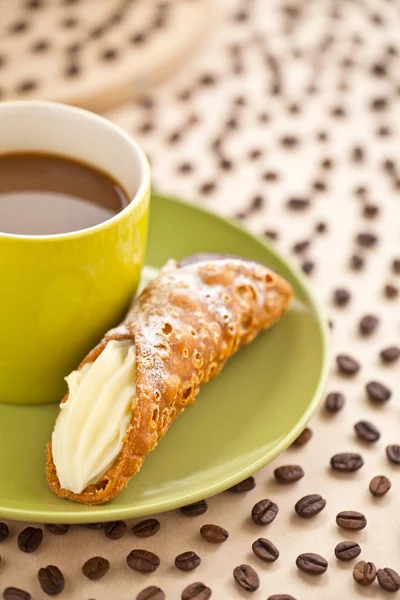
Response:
[[0, 100, 150, 242]]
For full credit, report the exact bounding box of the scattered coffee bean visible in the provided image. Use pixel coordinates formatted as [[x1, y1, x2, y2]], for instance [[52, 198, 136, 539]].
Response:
[[200, 524, 229, 543], [325, 392, 345, 413], [268, 596, 296, 600], [127, 549, 160, 573], [331, 453, 363, 472], [380, 346, 400, 363], [369, 475, 391, 497], [384, 283, 399, 298], [336, 354, 360, 375], [292, 240, 310, 254], [334, 541, 361, 561], [350, 253, 365, 270], [366, 381, 391, 402], [392, 258, 400, 274], [38, 565, 65, 596], [82, 556, 110, 580], [132, 518, 160, 537], [353, 561, 376, 586], [104, 520, 127, 540], [296, 553, 328, 575], [228, 476, 256, 492], [181, 582, 211, 600], [0, 522, 9, 542], [293, 427, 312, 446], [333, 288, 351, 306], [3, 589, 31, 600], [377, 568, 400, 592], [359, 315, 379, 336], [301, 260, 315, 275], [17, 527, 43, 553], [252, 499, 279, 525], [356, 232, 378, 248], [354, 421, 380, 443], [315, 221, 327, 234], [386, 444, 400, 464], [180, 500, 208, 517], [274, 465, 304, 484], [44, 524, 69, 536], [175, 551, 201, 571], [80, 522, 105, 530], [252, 537, 279, 562], [336, 511, 367, 530], [295, 494, 326, 518], [287, 197, 310, 210], [233, 564, 260, 592], [137, 587, 165, 600]]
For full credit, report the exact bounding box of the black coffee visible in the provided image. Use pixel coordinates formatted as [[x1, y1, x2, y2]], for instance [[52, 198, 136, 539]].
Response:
[[0, 152, 129, 235]]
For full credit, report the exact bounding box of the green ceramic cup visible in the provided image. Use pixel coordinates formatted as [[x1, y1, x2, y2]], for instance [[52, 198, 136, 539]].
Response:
[[0, 101, 150, 405]]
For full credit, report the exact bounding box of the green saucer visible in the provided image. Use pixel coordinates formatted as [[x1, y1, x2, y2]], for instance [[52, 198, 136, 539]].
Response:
[[0, 194, 329, 523]]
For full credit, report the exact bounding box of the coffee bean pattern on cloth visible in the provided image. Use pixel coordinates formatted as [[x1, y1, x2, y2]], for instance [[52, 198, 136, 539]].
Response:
[[2, 0, 400, 598]]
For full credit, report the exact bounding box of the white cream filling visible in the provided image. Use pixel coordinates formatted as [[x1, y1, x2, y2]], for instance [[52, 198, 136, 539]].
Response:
[[52, 340, 136, 494]]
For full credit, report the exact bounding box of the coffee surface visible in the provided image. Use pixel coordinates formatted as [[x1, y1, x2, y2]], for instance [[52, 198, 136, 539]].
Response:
[[0, 153, 129, 235]]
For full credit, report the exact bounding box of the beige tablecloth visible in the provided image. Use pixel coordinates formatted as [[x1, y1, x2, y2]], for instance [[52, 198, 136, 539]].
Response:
[[2, 0, 400, 598]]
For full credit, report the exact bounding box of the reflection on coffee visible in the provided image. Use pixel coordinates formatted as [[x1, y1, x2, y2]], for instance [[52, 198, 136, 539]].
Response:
[[0, 153, 129, 235]]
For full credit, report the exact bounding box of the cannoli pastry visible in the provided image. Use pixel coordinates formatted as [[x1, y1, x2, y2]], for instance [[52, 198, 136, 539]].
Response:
[[46, 254, 293, 504]]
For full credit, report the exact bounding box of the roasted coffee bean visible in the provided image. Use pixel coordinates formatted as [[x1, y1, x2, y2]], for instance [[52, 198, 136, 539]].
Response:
[[181, 582, 212, 600], [175, 551, 201, 571], [268, 596, 296, 600], [296, 553, 328, 575], [137, 587, 165, 600], [44, 524, 69, 536], [293, 427, 312, 446], [287, 197, 310, 210], [377, 568, 400, 592], [325, 392, 345, 413], [252, 499, 279, 525], [295, 494, 326, 518], [18, 527, 43, 553], [333, 288, 351, 306], [384, 283, 399, 298], [80, 522, 105, 529], [252, 538, 279, 562], [3, 589, 31, 600], [180, 500, 208, 517], [356, 232, 378, 248], [336, 511, 367, 530], [82, 556, 110, 580], [331, 453, 363, 472], [228, 476, 256, 492], [233, 564, 260, 591], [274, 465, 304, 484], [350, 253, 364, 270], [127, 549, 160, 573], [200, 524, 229, 543], [369, 475, 391, 497], [334, 541, 361, 561], [353, 561, 376, 586], [359, 315, 379, 335], [380, 346, 400, 363], [132, 518, 160, 537], [0, 522, 9, 542], [38, 565, 65, 595], [104, 520, 127, 540], [354, 421, 380, 442], [386, 444, 400, 464], [366, 381, 391, 402], [301, 260, 315, 275], [336, 354, 360, 375]]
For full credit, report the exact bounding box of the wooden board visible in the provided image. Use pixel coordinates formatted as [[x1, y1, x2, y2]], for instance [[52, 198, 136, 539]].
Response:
[[0, 0, 215, 112]]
